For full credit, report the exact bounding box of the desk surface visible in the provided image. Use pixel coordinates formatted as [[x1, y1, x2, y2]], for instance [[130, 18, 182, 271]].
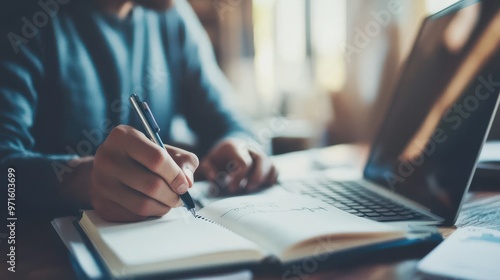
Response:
[[1, 145, 499, 280]]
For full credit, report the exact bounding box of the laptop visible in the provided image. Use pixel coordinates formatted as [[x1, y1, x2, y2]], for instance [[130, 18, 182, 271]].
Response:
[[280, 0, 500, 227]]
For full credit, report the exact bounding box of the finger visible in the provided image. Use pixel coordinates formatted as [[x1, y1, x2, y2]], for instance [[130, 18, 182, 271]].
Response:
[[249, 149, 279, 186], [107, 157, 183, 208], [246, 153, 267, 191], [165, 144, 199, 186], [93, 146, 182, 208], [101, 180, 172, 217], [200, 159, 232, 193], [265, 165, 279, 185], [246, 166, 278, 194], [109, 125, 191, 195], [226, 153, 252, 193], [183, 166, 195, 187]]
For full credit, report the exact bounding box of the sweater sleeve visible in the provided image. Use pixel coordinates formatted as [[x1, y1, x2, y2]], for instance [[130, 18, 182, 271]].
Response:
[[0, 29, 79, 223]]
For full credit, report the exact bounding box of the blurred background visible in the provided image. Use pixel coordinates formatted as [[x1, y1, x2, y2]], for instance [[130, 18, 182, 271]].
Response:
[[175, 0, 499, 154]]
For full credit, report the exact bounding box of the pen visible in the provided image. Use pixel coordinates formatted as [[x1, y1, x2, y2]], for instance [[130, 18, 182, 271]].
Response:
[[129, 94, 197, 217]]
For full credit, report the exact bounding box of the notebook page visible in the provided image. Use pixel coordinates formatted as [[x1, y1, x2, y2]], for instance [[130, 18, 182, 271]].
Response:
[[82, 208, 264, 273], [199, 193, 403, 256]]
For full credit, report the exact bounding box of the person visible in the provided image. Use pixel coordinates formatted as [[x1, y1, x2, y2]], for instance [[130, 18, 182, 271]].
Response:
[[0, 0, 277, 222]]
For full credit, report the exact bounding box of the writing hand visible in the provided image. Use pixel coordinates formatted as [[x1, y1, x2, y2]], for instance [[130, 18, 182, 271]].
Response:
[[90, 125, 199, 222]]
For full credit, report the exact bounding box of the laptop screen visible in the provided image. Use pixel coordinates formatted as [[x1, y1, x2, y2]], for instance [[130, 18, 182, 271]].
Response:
[[364, 0, 500, 224]]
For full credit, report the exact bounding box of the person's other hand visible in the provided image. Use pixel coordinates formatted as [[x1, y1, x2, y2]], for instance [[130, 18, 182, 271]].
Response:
[[199, 138, 278, 194], [90, 125, 199, 222]]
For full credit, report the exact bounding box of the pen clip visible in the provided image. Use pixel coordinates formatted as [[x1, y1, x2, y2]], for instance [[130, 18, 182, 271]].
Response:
[[141, 102, 160, 133]]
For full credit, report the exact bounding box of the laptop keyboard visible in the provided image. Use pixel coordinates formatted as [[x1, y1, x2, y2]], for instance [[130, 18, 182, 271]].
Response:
[[281, 179, 432, 222]]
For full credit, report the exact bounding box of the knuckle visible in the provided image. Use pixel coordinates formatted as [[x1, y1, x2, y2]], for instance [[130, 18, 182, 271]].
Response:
[[146, 177, 164, 197], [135, 199, 155, 217], [116, 124, 131, 133], [109, 125, 129, 139], [108, 125, 142, 145], [148, 148, 166, 171]]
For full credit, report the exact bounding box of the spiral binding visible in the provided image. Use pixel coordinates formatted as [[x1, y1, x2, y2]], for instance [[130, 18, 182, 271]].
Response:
[[194, 214, 212, 222], [195, 214, 231, 231]]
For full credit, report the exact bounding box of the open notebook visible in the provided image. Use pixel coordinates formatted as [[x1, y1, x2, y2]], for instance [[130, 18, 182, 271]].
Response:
[[79, 192, 405, 278]]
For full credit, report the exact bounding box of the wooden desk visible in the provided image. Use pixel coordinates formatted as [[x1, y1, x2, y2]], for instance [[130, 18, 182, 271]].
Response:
[[1, 145, 499, 280]]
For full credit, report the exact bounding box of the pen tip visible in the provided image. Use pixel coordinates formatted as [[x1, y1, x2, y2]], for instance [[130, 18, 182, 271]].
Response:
[[189, 208, 197, 217]]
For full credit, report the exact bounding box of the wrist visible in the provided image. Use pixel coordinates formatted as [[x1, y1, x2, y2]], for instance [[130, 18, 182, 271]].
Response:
[[59, 156, 94, 210]]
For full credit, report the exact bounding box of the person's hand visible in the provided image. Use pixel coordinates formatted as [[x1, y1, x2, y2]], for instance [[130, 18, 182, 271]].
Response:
[[199, 138, 278, 194], [90, 125, 199, 222]]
